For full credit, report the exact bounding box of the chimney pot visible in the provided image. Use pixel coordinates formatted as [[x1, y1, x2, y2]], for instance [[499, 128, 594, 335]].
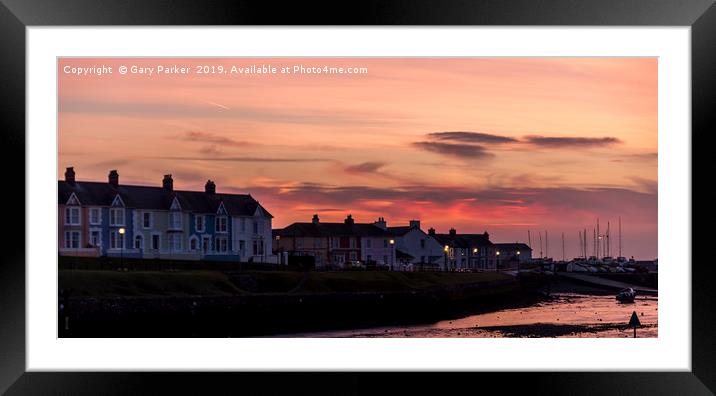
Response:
[[428, 227, 436, 235], [409, 220, 420, 229], [345, 214, 354, 225], [205, 180, 216, 194], [65, 167, 76, 184], [108, 170, 119, 186], [449, 228, 457, 236], [163, 174, 173, 191], [312, 214, 320, 224]]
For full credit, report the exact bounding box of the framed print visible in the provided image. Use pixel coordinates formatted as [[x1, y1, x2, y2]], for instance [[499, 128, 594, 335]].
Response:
[[1, 0, 714, 394]]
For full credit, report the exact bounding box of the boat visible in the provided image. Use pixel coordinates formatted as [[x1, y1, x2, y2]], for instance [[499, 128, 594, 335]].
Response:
[[616, 288, 636, 303]]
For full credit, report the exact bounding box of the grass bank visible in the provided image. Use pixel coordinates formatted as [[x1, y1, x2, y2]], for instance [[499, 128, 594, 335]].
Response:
[[59, 270, 513, 297]]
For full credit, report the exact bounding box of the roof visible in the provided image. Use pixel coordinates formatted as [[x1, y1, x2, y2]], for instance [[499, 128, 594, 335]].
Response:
[[494, 243, 532, 251], [433, 233, 494, 248], [58, 180, 272, 217], [387, 226, 413, 236], [275, 222, 393, 238]]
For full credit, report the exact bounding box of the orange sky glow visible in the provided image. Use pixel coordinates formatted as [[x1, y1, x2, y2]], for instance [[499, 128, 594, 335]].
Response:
[[59, 58, 657, 259]]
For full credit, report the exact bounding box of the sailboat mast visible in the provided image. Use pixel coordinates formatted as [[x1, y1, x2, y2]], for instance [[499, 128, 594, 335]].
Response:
[[562, 232, 565, 262], [539, 232, 543, 259], [619, 217, 622, 257], [545, 231, 549, 259], [528, 230, 532, 249]]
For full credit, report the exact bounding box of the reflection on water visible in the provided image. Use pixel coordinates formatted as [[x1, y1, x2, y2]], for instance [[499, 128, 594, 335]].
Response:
[[287, 293, 658, 338]]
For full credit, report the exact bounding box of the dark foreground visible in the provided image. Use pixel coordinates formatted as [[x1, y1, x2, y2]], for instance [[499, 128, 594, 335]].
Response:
[[59, 270, 546, 337]]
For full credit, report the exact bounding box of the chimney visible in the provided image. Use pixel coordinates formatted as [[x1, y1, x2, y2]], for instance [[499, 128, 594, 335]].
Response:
[[312, 214, 320, 224], [344, 214, 355, 225], [205, 180, 216, 194], [374, 216, 387, 230], [483, 231, 490, 239], [162, 174, 173, 191], [65, 167, 76, 184], [428, 227, 436, 236], [449, 228, 457, 236], [409, 220, 420, 229], [108, 170, 119, 186]]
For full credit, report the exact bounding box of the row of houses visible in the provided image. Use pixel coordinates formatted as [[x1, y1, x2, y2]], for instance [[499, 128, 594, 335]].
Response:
[[59, 168, 275, 263], [58, 168, 532, 270]]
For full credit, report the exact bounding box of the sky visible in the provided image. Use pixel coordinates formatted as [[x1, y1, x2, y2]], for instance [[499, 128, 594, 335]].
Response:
[[58, 58, 658, 259]]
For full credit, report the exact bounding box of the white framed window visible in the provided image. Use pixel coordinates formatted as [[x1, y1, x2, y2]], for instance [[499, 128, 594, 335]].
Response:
[[109, 229, 124, 249], [240, 218, 246, 232], [90, 229, 101, 247], [349, 238, 356, 249], [134, 235, 143, 249], [253, 220, 260, 234], [195, 215, 205, 232], [238, 240, 246, 254], [366, 239, 372, 248], [168, 212, 182, 230], [215, 236, 228, 253], [89, 207, 101, 225], [142, 212, 153, 229], [109, 208, 125, 226], [216, 216, 228, 233], [168, 233, 183, 251], [64, 230, 81, 249], [65, 207, 80, 225]]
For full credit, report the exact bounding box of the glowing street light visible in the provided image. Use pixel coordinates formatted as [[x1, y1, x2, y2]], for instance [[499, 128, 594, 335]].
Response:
[[389, 239, 395, 271], [118, 227, 126, 270]]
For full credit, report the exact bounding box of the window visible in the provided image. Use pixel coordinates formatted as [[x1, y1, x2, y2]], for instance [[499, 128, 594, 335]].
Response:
[[168, 212, 182, 230], [195, 215, 205, 232], [349, 251, 357, 260], [420, 239, 426, 249], [168, 233, 183, 251], [216, 216, 228, 233], [202, 237, 211, 254], [109, 230, 124, 249], [134, 235, 143, 249], [89, 208, 101, 225], [296, 239, 303, 249], [349, 238, 356, 249], [253, 240, 264, 256], [253, 221, 259, 234], [143, 212, 152, 229], [383, 255, 388, 264], [366, 239, 372, 248], [240, 218, 246, 232], [332, 238, 339, 248], [90, 230, 101, 247], [313, 238, 321, 248], [109, 208, 125, 226], [215, 236, 228, 253], [64, 231, 80, 249], [238, 240, 246, 254], [383, 239, 388, 248], [151, 234, 160, 250], [65, 207, 80, 225], [189, 237, 198, 251]]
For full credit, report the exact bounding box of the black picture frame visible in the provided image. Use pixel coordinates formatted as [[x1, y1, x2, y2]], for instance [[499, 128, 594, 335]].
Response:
[[1, 0, 713, 394]]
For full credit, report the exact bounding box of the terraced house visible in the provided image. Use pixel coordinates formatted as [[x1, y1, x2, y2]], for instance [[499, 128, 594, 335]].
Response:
[[58, 168, 275, 263]]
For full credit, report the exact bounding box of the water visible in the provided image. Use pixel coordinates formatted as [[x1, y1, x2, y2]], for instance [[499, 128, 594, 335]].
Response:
[[286, 293, 658, 338]]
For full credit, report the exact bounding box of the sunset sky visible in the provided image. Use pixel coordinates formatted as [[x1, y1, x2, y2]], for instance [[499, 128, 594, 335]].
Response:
[[58, 58, 658, 259]]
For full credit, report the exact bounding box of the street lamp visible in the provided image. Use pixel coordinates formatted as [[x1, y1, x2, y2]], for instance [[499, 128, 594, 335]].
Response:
[[118, 227, 126, 270], [473, 248, 478, 271], [444, 245, 449, 272], [275, 235, 282, 265], [496, 250, 500, 271], [516, 250, 520, 272], [389, 239, 395, 271]]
